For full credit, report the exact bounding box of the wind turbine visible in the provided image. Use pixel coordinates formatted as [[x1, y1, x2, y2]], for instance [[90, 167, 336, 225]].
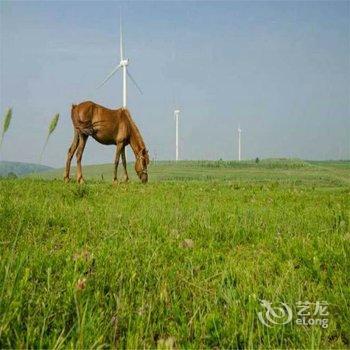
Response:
[[97, 17, 142, 108], [174, 109, 180, 161], [238, 126, 242, 161]]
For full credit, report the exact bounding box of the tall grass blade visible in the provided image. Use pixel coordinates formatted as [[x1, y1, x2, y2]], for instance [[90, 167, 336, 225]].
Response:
[[0, 108, 13, 152], [39, 113, 59, 163]]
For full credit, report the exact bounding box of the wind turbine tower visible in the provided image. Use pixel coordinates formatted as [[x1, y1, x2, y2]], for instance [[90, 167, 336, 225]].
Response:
[[174, 109, 180, 161], [98, 17, 142, 108], [238, 126, 242, 161]]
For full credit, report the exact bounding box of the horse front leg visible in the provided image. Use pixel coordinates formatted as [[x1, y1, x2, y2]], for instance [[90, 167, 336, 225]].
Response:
[[76, 134, 88, 184], [64, 130, 79, 182], [113, 142, 123, 183], [121, 147, 129, 182]]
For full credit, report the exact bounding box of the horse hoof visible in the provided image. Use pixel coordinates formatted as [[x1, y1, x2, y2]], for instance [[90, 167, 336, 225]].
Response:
[[78, 178, 85, 185]]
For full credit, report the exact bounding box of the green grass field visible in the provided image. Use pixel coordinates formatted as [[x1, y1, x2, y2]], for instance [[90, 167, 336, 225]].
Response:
[[1, 160, 349, 348]]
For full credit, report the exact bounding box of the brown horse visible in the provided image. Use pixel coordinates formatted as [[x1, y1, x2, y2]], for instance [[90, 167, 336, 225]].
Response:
[[64, 101, 149, 184]]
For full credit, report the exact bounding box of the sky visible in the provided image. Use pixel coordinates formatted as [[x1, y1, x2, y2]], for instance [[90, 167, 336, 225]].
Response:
[[0, 0, 349, 167]]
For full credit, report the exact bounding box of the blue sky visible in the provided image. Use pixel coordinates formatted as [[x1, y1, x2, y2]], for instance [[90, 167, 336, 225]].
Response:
[[1, 1, 349, 167]]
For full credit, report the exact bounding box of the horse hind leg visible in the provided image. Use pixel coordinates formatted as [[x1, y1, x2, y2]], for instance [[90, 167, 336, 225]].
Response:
[[64, 130, 79, 182], [76, 133, 88, 184]]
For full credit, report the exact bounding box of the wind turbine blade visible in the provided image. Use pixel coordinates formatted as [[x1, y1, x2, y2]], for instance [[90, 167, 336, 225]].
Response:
[[97, 64, 121, 89], [127, 69, 143, 95], [120, 17, 123, 60]]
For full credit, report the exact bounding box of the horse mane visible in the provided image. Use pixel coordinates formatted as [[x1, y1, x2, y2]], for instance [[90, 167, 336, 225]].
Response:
[[122, 109, 149, 164], [123, 109, 146, 149]]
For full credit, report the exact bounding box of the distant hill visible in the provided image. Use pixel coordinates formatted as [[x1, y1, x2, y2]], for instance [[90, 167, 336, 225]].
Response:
[[29, 159, 350, 187], [0, 161, 53, 177]]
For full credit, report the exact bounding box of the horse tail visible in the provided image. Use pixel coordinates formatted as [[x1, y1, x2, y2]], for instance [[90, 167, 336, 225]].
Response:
[[71, 103, 95, 136]]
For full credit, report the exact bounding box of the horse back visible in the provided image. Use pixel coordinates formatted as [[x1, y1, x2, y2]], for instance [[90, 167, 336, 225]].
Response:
[[71, 101, 128, 144]]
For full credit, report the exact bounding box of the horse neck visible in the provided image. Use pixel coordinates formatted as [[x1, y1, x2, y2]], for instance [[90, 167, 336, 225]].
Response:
[[128, 120, 145, 157], [130, 134, 144, 157]]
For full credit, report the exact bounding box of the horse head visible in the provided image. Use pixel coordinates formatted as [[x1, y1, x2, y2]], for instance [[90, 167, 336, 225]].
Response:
[[135, 148, 149, 183]]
